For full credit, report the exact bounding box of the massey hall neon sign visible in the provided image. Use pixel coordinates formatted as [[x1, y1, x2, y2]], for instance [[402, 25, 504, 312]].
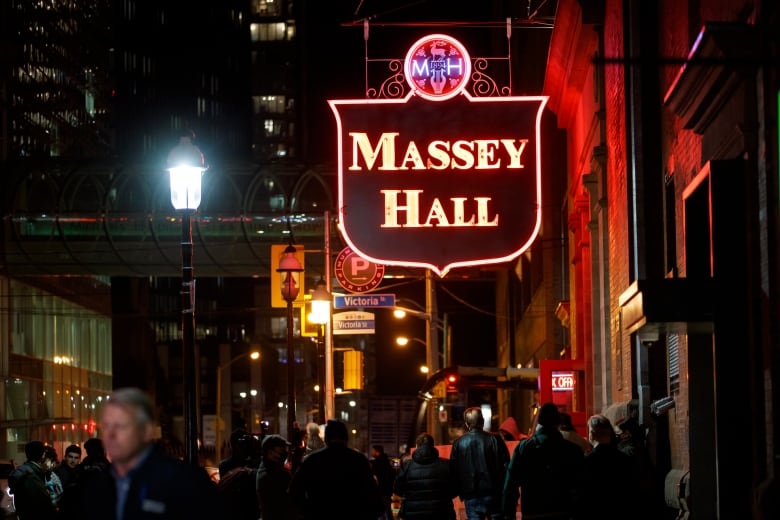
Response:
[[329, 34, 548, 277]]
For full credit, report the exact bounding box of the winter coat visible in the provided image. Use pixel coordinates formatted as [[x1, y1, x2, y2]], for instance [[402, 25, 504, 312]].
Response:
[[393, 443, 456, 520], [502, 426, 584, 518], [8, 461, 57, 519], [75, 445, 220, 520], [578, 442, 637, 519], [256, 459, 296, 520], [449, 428, 510, 502], [371, 452, 396, 497], [288, 442, 384, 520]]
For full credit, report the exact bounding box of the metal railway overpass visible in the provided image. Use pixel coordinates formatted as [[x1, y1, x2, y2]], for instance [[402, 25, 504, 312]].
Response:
[[0, 158, 340, 278]]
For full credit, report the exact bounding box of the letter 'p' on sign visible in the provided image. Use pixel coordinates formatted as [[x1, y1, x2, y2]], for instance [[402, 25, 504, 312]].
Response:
[[334, 246, 385, 294]]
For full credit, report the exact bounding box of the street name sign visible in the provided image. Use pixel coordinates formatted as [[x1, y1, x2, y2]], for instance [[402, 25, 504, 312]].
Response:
[[334, 293, 396, 309], [333, 311, 375, 335]]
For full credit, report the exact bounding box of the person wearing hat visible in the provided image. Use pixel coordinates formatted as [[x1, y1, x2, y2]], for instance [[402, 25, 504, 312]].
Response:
[[256, 434, 297, 520], [501, 402, 584, 519], [289, 419, 384, 520]]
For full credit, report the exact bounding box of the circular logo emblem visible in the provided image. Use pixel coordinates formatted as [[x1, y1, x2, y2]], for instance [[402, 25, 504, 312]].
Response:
[[404, 34, 471, 101], [334, 247, 385, 293]]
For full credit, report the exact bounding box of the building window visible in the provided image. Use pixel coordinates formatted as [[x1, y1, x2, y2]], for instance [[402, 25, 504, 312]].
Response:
[[253, 95, 286, 114], [251, 0, 282, 16], [250, 22, 289, 42]]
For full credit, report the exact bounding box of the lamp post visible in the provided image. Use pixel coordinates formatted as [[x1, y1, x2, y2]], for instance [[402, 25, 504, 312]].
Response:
[[277, 244, 304, 441], [215, 350, 260, 461], [395, 336, 433, 376], [167, 133, 206, 466], [309, 279, 331, 423]]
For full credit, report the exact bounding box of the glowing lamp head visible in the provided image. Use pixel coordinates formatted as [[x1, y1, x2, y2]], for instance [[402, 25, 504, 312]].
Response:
[[167, 135, 206, 211], [310, 279, 331, 325], [277, 244, 304, 302]]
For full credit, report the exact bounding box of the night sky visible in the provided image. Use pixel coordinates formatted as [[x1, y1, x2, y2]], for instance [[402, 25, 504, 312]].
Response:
[[371, 276, 497, 396]]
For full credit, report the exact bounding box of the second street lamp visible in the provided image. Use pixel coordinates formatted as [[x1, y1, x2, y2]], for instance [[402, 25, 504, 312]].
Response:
[[167, 133, 206, 466], [277, 244, 304, 441], [309, 278, 331, 423]]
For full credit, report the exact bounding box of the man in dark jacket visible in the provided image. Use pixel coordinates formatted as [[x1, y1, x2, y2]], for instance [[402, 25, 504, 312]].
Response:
[[450, 407, 510, 520], [8, 440, 57, 519], [256, 434, 296, 520], [289, 419, 384, 520], [371, 444, 396, 520], [502, 403, 584, 519], [394, 432, 456, 520], [76, 387, 220, 520]]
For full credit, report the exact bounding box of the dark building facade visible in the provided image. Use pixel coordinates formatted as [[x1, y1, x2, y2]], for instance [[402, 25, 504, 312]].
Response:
[[525, 0, 779, 517]]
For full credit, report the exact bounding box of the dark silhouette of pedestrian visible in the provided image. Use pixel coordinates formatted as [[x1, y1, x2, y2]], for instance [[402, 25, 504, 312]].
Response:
[[219, 427, 253, 479], [8, 440, 58, 519], [58, 439, 110, 520], [289, 419, 384, 520], [502, 402, 584, 520], [371, 444, 396, 520], [393, 432, 456, 520], [256, 434, 297, 520], [559, 412, 592, 453], [54, 444, 81, 491], [450, 406, 509, 520], [578, 414, 637, 519], [303, 422, 324, 458]]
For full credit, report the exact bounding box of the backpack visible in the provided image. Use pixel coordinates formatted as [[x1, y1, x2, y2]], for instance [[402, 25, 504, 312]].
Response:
[[217, 466, 259, 520]]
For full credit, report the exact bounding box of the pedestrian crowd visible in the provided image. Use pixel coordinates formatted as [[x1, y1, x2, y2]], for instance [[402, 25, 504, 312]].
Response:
[[5, 389, 662, 520]]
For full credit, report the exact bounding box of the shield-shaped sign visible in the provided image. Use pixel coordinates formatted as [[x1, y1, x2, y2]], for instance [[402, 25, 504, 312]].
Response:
[[329, 34, 548, 277]]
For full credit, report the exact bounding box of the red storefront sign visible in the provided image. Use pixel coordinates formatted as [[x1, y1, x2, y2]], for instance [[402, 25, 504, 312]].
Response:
[[329, 34, 548, 276]]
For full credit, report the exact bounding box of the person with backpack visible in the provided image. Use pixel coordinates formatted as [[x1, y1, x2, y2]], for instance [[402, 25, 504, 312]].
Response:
[[502, 403, 585, 520], [8, 440, 57, 519]]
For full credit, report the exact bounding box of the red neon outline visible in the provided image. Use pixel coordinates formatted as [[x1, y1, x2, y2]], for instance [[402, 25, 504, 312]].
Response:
[[328, 91, 548, 277], [403, 33, 472, 102]]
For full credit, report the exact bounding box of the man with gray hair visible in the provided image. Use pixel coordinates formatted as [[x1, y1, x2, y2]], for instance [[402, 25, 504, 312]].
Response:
[[75, 387, 219, 520], [450, 407, 510, 520]]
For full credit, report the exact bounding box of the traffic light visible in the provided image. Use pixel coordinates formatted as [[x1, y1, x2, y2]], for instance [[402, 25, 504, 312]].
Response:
[[445, 373, 458, 394]]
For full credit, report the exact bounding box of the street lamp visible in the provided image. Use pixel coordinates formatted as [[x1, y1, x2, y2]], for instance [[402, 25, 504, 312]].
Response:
[[167, 133, 206, 466], [215, 350, 260, 462], [393, 299, 451, 367], [309, 278, 331, 423], [277, 244, 304, 441]]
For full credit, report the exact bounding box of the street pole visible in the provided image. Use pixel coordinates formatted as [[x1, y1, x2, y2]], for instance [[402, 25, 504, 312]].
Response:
[[285, 293, 296, 441], [316, 324, 325, 422], [277, 242, 303, 442], [215, 360, 223, 461], [425, 269, 440, 440], [324, 211, 335, 421], [181, 212, 199, 465], [167, 133, 206, 466]]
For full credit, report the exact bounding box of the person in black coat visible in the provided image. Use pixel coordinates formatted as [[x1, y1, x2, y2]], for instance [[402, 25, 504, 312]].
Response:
[[578, 414, 637, 519], [288, 419, 384, 520], [450, 407, 510, 520], [76, 387, 220, 520], [393, 433, 456, 520], [502, 403, 584, 520]]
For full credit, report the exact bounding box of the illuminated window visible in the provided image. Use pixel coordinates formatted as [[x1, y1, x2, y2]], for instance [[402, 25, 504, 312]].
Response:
[[251, 0, 281, 16], [250, 22, 290, 42], [253, 95, 286, 114]]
